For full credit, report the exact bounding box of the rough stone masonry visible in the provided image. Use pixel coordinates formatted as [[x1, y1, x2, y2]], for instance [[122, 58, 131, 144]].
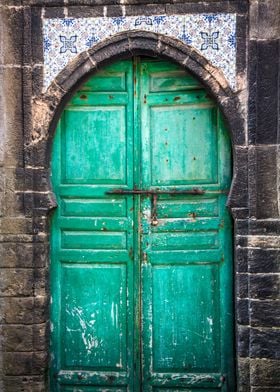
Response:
[[0, 0, 279, 391]]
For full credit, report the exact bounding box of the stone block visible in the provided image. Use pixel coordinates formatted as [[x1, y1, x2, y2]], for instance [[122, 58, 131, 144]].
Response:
[[33, 268, 49, 297], [236, 273, 248, 298], [2, 189, 25, 218], [0, 296, 48, 324], [0, 243, 33, 268], [33, 168, 51, 191], [248, 248, 280, 273], [253, 1, 280, 40], [0, 269, 33, 296], [235, 13, 247, 80], [34, 243, 49, 268], [251, 358, 280, 385], [0, 217, 33, 235], [0, 0, 23, 4], [255, 40, 279, 144], [248, 40, 257, 144], [236, 298, 249, 325], [31, 7, 44, 65], [24, 141, 49, 170], [250, 300, 280, 327], [238, 385, 250, 392], [67, 0, 118, 4], [32, 63, 44, 98], [166, 1, 247, 14], [230, 208, 249, 220], [255, 146, 278, 219], [23, 0, 64, 4], [250, 274, 280, 300], [237, 357, 250, 388], [235, 220, 249, 236], [0, 192, 4, 218], [0, 8, 24, 65], [27, 192, 56, 214], [0, 67, 24, 167], [236, 235, 247, 248], [33, 216, 48, 235], [248, 219, 280, 235], [22, 6, 32, 66], [236, 247, 248, 273], [125, 4, 166, 15], [1, 325, 33, 352], [32, 351, 48, 375], [3, 352, 47, 376], [68, 5, 104, 17], [3, 352, 33, 375], [237, 325, 249, 357], [3, 168, 19, 199], [2, 376, 46, 392], [106, 5, 124, 17], [228, 146, 248, 209], [44, 6, 65, 18], [33, 323, 48, 352], [250, 328, 280, 359]]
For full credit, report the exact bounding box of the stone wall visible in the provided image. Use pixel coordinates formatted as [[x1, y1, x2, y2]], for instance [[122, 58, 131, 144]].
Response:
[[0, 0, 279, 391]]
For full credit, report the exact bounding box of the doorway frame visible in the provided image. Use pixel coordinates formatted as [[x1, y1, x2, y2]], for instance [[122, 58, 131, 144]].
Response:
[[29, 31, 247, 390]]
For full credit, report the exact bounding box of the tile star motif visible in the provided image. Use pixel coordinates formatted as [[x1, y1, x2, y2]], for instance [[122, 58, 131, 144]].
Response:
[[200, 31, 220, 51], [59, 35, 78, 54], [43, 13, 237, 90]]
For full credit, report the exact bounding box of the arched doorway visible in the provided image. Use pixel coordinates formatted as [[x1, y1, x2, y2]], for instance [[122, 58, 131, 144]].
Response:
[[49, 57, 234, 391]]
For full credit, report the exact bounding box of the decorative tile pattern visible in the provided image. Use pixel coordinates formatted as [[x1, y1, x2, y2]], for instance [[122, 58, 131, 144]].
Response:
[[43, 13, 236, 90]]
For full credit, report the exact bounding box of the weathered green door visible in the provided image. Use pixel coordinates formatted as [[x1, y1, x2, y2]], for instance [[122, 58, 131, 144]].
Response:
[[50, 58, 234, 391]]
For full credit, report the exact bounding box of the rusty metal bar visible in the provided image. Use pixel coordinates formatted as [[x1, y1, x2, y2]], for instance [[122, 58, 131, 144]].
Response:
[[106, 188, 205, 195]]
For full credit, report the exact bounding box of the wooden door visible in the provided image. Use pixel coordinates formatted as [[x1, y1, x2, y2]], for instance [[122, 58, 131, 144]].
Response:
[[50, 58, 234, 391]]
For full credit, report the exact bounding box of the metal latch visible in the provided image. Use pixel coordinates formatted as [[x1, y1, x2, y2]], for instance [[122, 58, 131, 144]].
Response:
[[106, 188, 205, 227]]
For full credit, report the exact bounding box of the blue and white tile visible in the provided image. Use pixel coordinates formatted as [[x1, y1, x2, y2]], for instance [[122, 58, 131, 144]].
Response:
[[43, 13, 236, 90]]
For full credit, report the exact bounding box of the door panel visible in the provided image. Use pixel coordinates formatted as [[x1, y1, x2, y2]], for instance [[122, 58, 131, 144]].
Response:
[[140, 61, 233, 390], [50, 58, 234, 391], [61, 264, 127, 368], [62, 107, 127, 183], [149, 106, 218, 185], [50, 61, 135, 391], [152, 265, 220, 370]]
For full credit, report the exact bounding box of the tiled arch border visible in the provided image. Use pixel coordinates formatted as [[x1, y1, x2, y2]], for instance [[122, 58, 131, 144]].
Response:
[[42, 13, 237, 90], [29, 30, 247, 388]]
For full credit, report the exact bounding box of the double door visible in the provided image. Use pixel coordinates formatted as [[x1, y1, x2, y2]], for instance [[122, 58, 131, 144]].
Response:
[[50, 58, 234, 391]]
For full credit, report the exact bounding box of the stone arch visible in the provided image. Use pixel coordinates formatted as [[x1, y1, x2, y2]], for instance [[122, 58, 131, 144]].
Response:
[[29, 30, 246, 211]]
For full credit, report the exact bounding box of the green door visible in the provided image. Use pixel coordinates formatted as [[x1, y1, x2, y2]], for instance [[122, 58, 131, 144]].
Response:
[[50, 58, 234, 391]]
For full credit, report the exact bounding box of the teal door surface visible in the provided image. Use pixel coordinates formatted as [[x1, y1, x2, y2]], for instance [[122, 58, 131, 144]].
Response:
[[50, 58, 234, 391]]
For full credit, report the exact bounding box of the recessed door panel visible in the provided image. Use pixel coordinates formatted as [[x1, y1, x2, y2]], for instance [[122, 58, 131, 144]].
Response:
[[60, 198, 127, 217], [152, 265, 220, 371], [62, 107, 127, 184], [150, 106, 218, 185], [61, 265, 127, 369]]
